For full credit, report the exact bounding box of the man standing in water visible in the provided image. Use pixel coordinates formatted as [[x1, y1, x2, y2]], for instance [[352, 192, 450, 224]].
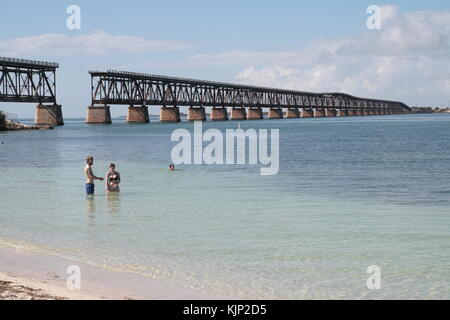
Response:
[[84, 156, 104, 195]]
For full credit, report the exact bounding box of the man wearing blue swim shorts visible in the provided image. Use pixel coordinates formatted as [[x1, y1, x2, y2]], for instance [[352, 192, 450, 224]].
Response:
[[84, 156, 104, 195]]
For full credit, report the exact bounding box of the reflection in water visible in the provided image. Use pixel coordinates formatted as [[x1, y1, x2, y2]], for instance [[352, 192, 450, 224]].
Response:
[[106, 192, 121, 214], [85, 195, 96, 223]]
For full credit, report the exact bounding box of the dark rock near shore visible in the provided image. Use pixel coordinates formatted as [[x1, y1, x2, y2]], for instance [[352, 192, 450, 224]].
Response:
[[3, 120, 54, 131], [0, 280, 65, 300]]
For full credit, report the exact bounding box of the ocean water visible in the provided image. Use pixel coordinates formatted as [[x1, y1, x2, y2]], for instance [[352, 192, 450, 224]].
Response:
[[0, 114, 449, 299]]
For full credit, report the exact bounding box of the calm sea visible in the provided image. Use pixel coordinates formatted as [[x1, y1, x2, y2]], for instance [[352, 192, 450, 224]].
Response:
[[0, 114, 449, 299]]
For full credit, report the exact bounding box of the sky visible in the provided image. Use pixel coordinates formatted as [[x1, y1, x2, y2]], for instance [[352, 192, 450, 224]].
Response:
[[0, 0, 449, 117]]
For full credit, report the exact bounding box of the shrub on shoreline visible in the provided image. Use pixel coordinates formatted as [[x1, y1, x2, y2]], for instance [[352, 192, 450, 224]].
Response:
[[0, 111, 6, 130]]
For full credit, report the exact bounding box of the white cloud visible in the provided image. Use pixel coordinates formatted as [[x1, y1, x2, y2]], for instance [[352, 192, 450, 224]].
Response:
[[0, 31, 195, 56], [232, 6, 450, 106], [336, 6, 450, 59]]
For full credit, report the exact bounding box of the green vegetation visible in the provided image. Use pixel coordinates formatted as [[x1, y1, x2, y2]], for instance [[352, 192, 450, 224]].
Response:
[[0, 111, 6, 130]]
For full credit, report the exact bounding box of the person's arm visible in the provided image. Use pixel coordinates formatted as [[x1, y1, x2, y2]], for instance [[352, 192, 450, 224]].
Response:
[[95, 174, 104, 181], [117, 172, 121, 184], [89, 167, 104, 181]]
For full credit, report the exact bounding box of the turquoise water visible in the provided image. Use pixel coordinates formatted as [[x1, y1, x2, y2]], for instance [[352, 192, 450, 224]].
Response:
[[0, 114, 449, 299]]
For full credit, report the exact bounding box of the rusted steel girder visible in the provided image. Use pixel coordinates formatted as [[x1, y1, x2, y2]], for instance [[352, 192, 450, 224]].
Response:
[[0, 57, 58, 104]]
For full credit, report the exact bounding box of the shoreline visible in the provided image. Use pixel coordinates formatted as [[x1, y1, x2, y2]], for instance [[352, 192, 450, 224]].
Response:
[[0, 245, 235, 300]]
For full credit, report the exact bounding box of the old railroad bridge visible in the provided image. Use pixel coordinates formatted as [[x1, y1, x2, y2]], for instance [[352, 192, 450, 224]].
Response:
[[0, 57, 411, 126]]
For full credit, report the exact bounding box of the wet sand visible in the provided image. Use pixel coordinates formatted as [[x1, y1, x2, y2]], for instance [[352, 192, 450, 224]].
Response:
[[0, 245, 234, 300]]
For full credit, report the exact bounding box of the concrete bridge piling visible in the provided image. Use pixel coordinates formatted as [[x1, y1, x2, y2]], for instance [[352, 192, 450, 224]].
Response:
[[314, 108, 325, 117], [127, 106, 149, 123], [325, 109, 337, 117], [86, 105, 112, 124], [35, 104, 64, 126], [268, 107, 283, 119], [285, 108, 300, 118], [247, 107, 264, 120], [160, 106, 181, 123], [187, 107, 206, 121], [300, 108, 314, 118], [338, 109, 349, 117], [210, 107, 228, 121], [83, 105, 409, 124], [230, 107, 247, 121]]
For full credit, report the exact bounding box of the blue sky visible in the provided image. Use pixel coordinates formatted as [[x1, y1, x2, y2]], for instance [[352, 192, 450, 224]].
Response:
[[1, 0, 449, 117]]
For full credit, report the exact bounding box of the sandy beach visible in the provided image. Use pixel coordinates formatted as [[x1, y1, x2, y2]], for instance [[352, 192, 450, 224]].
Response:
[[0, 245, 234, 300]]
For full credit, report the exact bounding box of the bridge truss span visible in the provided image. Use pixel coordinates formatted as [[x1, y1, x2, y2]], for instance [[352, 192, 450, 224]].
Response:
[[0, 57, 59, 104], [0, 57, 63, 126], [89, 70, 411, 112]]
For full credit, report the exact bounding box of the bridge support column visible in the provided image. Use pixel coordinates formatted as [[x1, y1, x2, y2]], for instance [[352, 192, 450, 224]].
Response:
[[86, 105, 111, 124], [314, 108, 325, 117], [300, 108, 314, 118], [127, 106, 149, 123], [210, 107, 228, 121], [187, 107, 206, 121], [268, 107, 283, 119], [325, 109, 337, 117], [160, 106, 181, 122], [285, 108, 300, 118], [247, 107, 263, 120], [338, 109, 349, 117], [230, 107, 247, 121], [35, 104, 64, 126]]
